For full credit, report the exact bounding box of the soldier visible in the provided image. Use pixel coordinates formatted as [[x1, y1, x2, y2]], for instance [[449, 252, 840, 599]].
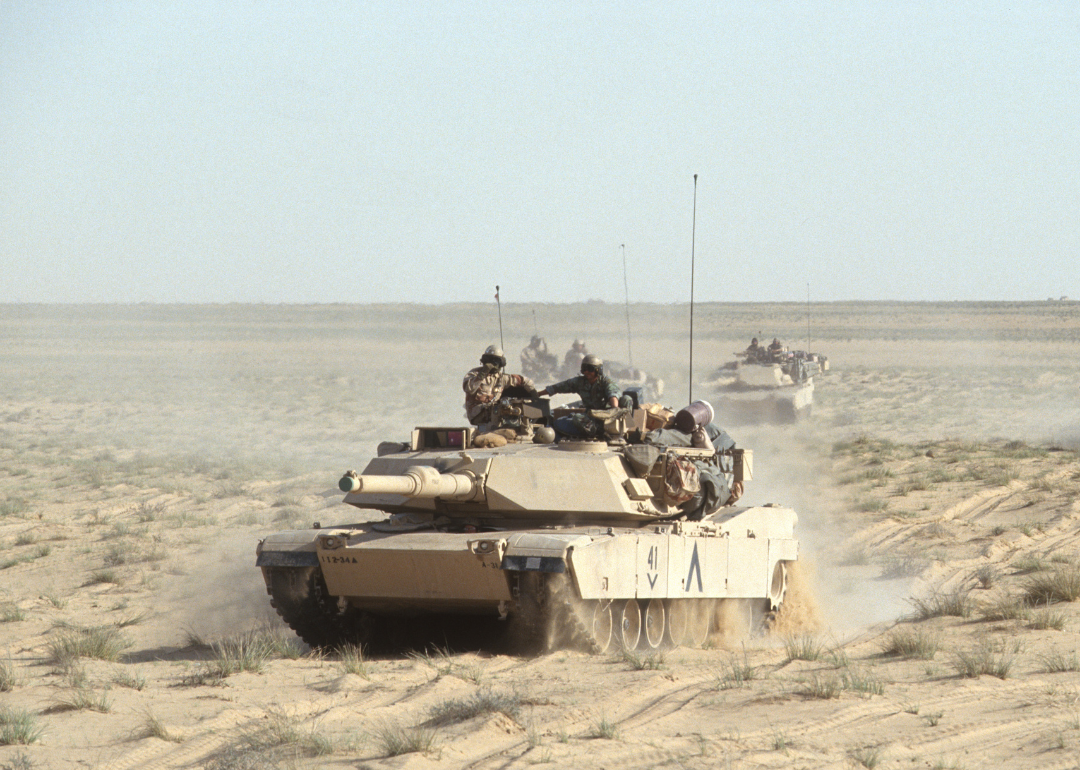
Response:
[[463, 346, 538, 428], [562, 339, 588, 377], [767, 337, 785, 361], [538, 354, 633, 439], [744, 337, 763, 362], [520, 335, 558, 381]]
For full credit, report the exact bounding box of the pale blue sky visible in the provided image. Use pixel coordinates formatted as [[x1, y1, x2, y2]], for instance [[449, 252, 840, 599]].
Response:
[[2, 2, 1077, 303]]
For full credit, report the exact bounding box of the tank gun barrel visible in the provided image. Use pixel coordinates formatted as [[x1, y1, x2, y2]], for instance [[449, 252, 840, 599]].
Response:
[[339, 465, 483, 501]]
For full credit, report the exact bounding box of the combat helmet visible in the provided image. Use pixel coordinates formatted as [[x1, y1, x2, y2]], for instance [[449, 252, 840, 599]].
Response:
[[581, 354, 603, 376], [481, 345, 506, 369]]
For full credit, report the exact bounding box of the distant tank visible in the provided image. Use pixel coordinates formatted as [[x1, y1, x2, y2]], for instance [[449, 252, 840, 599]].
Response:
[[256, 398, 798, 654], [710, 345, 827, 425]]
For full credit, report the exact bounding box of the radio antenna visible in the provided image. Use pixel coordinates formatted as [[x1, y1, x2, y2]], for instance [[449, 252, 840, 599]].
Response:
[[806, 282, 811, 353], [689, 174, 698, 405], [494, 285, 504, 350], [621, 243, 633, 367]]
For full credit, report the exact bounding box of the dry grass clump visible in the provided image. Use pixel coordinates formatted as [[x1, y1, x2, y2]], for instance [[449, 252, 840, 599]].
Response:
[[374, 723, 438, 757], [240, 708, 335, 757], [587, 715, 620, 740], [186, 627, 305, 685], [784, 634, 827, 662], [716, 652, 759, 689], [52, 687, 111, 713], [336, 643, 368, 678], [47, 625, 132, 667], [620, 649, 665, 670], [0, 708, 42, 746], [907, 591, 975, 620], [427, 688, 524, 726], [0, 660, 16, 692], [979, 593, 1030, 622], [1040, 650, 1080, 673], [880, 628, 939, 660], [1030, 607, 1067, 631], [0, 603, 26, 623], [1023, 566, 1080, 606], [952, 639, 1020, 679]]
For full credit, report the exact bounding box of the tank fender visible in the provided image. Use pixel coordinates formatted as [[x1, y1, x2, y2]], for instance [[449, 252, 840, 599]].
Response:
[[255, 529, 321, 568], [501, 532, 593, 573]]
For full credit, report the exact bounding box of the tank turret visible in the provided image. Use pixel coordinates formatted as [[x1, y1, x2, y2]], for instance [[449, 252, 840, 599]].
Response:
[[257, 396, 797, 655]]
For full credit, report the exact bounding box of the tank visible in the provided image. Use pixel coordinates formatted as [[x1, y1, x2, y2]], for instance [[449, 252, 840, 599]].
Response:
[[255, 398, 798, 654], [710, 347, 827, 424]]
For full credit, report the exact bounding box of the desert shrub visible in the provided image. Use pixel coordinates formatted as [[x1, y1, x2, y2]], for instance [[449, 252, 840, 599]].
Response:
[[0, 660, 15, 692], [952, 640, 1018, 679], [717, 653, 758, 689], [1030, 608, 1067, 631], [1040, 651, 1080, 673], [975, 565, 999, 589], [979, 594, 1030, 622], [53, 687, 111, 713], [588, 716, 620, 740], [242, 709, 334, 756], [48, 625, 131, 666], [337, 643, 368, 678], [0, 498, 29, 517], [185, 631, 276, 685], [0, 708, 42, 745], [428, 688, 523, 726], [841, 669, 885, 696], [1013, 555, 1050, 574], [880, 628, 939, 660], [112, 669, 146, 690], [620, 649, 664, 670], [908, 591, 974, 620], [1024, 567, 1080, 605], [375, 724, 438, 757], [784, 634, 826, 662], [851, 745, 883, 769], [0, 604, 25, 623], [801, 674, 842, 699]]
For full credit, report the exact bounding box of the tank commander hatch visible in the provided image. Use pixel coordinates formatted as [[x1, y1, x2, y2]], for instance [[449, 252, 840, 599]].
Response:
[[538, 354, 633, 439], [463, 345, 538, 430]]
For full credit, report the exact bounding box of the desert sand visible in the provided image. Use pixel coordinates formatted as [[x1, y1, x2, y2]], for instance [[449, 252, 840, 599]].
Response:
[[3, 301, 1080, 770]]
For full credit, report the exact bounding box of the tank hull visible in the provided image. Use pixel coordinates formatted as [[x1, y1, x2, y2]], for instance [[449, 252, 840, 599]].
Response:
[[257, 505, 798, 652]]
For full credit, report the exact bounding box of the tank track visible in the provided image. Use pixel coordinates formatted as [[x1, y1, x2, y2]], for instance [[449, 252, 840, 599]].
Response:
[[265, 566, 368, 650]]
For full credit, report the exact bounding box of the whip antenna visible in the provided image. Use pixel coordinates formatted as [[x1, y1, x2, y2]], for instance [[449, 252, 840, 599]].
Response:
[[495, 285, 504, 350], [689, 174, 698, 405], [621, 243, 633, 367]]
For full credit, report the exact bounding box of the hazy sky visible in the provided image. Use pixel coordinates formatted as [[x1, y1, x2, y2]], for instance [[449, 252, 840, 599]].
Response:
[[2, 2, 1077, 304]]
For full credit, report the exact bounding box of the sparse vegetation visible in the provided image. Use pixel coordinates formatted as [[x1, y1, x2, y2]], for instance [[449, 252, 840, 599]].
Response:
[[620, 648, 665, 670], [428, 689, 524, 726], [952, 640, 1020, 679], [908, 591, 975, 620], [337, 643, 368, 678], [0, 708, 42, 745], [374, 723, 438, 757], [588, 715, 620, 740], [784, 634, 826, 662], [0, 660, 16, 692], [1024, 567, 1080, 605], [48, 625, 132, 667], [880, 628, 939, 660]]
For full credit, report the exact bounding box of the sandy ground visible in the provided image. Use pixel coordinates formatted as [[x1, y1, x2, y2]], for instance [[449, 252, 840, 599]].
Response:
[[3, 301, 1080, 770]]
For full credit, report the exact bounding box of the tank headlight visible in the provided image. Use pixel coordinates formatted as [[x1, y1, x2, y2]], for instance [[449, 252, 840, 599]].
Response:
[[471, 540, 496, 554], [320, 535, 342, 550]]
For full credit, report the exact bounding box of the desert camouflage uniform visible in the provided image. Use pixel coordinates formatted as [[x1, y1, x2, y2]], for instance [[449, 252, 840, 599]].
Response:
[[463, 367, 536, 426], [545, 374, 629, 438]]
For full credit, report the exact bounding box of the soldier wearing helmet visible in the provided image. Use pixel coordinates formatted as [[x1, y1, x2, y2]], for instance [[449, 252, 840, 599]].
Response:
[[767, 337, 785, 362], [463, 345, 538, 428], [538, 354, 633, 439]]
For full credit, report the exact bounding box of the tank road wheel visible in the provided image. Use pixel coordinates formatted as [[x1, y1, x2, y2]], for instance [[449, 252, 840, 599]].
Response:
[[665, 599, 689, 648], [643, 599, 666, 650], [687, 599, 712, 648], [768, 561, 789, 611], [266, 567, 365, 651], [589, 601, 614, 654], [617, 600, 642, 650]]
